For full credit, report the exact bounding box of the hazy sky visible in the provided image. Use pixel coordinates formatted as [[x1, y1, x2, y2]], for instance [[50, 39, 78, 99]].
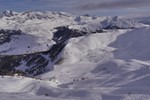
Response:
[[0, 0, 150, 16]]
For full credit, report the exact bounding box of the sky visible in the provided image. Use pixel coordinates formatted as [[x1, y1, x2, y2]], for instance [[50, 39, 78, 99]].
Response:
[[0, 0, 150, 16]]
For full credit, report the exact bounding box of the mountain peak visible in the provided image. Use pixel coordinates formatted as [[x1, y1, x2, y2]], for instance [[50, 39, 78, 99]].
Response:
[[1, 10, 18, 17]]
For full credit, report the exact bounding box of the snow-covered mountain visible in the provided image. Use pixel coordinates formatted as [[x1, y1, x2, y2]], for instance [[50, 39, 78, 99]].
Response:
[[0, 10, 150, 100], [102, 16, 145, 29], [0, 10, 147, 55], [0, 10, 144, 76]]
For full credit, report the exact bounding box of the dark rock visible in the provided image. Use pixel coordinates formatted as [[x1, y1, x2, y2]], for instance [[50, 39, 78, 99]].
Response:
[[0, 29, 22, 45], [53, 26, 87, 44], [0, 52, 53, 76]]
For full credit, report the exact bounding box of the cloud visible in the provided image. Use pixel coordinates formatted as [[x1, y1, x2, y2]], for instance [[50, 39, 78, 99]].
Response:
[[77, 0, 150, 10]]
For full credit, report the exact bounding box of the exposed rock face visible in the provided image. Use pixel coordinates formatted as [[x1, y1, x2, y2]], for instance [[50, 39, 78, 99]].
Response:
[[53, 26, 87, 44], [53, 26, 103, 43], [0, 29, 22, 45], [0, 52, 52, 76], [0, 42, 67, 76]]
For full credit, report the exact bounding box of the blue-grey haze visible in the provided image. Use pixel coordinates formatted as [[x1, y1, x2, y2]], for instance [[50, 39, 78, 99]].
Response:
[[0, 0, 150, 16]]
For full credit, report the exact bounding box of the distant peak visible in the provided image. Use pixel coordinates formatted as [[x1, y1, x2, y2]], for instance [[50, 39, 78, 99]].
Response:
[[1, 10, 19, 17]]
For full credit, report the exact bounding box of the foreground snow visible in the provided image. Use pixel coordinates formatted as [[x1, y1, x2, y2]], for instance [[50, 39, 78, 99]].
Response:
[[1, 60, 150, 100]]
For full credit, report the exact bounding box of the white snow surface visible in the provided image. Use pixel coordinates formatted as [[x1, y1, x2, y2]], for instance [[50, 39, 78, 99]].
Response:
[[0, 11, 150, 100]]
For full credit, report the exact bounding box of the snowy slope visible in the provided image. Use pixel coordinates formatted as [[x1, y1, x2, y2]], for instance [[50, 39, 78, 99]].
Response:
[[0, 11, 150, 100], [1, 59, 150, 100], [60, 27, 150, 64], [60, 29, 127, 64], [37, 27, 150, 100]]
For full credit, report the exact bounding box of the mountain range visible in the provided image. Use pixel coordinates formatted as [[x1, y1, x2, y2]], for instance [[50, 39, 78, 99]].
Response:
[[0, 10, 150, 100]]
